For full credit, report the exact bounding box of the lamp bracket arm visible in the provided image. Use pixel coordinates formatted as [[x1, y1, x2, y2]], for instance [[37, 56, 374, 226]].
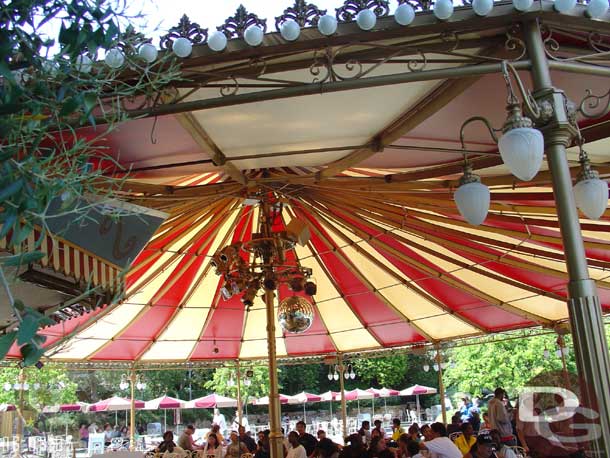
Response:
[[459, 116, 500, 151], [502, 61, 542, 120]]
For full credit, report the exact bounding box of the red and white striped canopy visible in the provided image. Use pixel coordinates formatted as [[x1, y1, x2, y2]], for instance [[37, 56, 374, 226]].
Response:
[[8, 5, 610, 365], [368, 388, 400, 398], [145, 395, 187, 410], [399, 385, 437, 396]]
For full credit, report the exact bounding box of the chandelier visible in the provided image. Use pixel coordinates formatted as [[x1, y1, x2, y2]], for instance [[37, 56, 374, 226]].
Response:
[[211, 195, 316, 333]]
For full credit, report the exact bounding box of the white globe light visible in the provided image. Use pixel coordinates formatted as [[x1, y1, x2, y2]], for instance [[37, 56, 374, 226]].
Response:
[[513, 0, 534, 10], [172, 37, 192, 57], [574, 178, 608, 220], [423, 364, 430, 372], [119, 381, 129, 390], [554, 0, 577, 12], [318, 14, 338, 36], [138, 43, 158, 63], [104, 48, 124, 69], [327, 373, 333, 381], [3, 382, 11, 391], [333, 373, 339, 381], [473, 0, 494, 16], [280, 19, 301, 41], [434, 0, 454, 20], [356, 9, 376, 30], [395, 3, 415, 25], [587, 0, 609, 18], [498, 127, 544, 181], [75, 55, 92, 73], [454, 181, 490, 226], [244, 25, 264, 47], [208, 31, 228, 52]]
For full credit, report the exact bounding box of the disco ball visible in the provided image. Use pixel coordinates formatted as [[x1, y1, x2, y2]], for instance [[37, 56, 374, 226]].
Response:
[[278, 296, 314, 334]]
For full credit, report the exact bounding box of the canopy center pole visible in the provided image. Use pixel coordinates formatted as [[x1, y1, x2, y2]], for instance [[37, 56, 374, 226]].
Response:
[[523, 19, 610, 456], [129, 369, 136, 451], [338, 354, 348, 441], [265, 289, 283, 458]]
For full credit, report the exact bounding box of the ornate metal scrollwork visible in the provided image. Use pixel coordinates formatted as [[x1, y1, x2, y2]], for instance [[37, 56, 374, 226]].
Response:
[[218, 4, 267, 39], [310, 47, 365, 83], [335, 0, 390, 22], [504, 24, 526, 61], [578, 89, 610, 119], [397, 0, 433, 13], [159, 14, 208, 50], [275, 0, 327, 31], [588, 31, 610, 53]]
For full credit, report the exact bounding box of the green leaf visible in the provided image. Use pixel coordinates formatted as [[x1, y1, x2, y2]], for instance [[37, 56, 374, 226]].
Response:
[[20, 343, 46, 367], [13, 299, 25, 312], [0, 211, 17, 240], [59, 97, 79, 117], [0, 179, 23, 202], [17, 313, 39, 345], [0, 332, 17, 360]]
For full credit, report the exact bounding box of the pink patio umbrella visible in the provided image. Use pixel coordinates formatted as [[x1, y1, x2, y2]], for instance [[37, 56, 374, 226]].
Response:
[[89, 396, 145, 412], [367, 388, 400, 415], [0, 404, 16, 412], [145, 395, 187, 431], [89, 396, 145, 429], [319, 391, 339, 419], [251, 394, 292, 405], [288, 392, 322, 422], [345, 389, 379, 416], [42, 402, 89, 413], [186, 394, 237, 408], [399, 385, 438, 422]]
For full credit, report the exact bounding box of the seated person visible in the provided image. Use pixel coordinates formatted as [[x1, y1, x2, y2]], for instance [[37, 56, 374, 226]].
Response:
[[202, 432, 223, 458], [156, 431, 184, 454], [206, 425, 225, 445], [178, 425, 201, 451]]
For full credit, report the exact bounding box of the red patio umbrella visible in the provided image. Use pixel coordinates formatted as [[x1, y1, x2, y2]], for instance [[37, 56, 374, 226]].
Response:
[[345, 389, 379, 416], [0, 404, 16, 412], [89, 396, 145, 412], [252, 394, 292, 405], [288, 392, 322, 422], [145, 395, 187, 431], [42, 402, 89, 413], [367, 388, 400, 414], [186, 394, 237, 408]]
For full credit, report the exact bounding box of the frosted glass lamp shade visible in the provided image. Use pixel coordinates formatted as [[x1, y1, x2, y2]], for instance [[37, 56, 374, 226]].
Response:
[[587, 0, 609, 18], [172, 37, 192, 57], [280, 19, 301, 41], [244, 25, 264, 46], [574, 178, 608, 220], [434, 0, 454, 20], [356, 9, 376, 30], [498, 127, 544, 181], [75, 55, 92, 73], [473, 0, 494, 15], [513, 0, 534, 10], [395, 3, 415, 25], [454, 181, 490, 226], [554, 0, 577, 12], [318, 14, 338, 35], [138, 43, 158, 63], [208, 31, 228, 52]]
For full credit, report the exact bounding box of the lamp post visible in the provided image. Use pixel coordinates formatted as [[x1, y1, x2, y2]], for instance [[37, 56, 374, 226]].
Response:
[[337, 354, 348, 440], [14, 368, 26, 458], [119, 371, 146, 451], [522, 19, 610, 455]]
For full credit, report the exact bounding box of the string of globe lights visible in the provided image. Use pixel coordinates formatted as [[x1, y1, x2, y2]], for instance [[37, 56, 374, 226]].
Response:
[[86, 0, 609, 70], [119, 373, 147, 391], [211, 194, 317, 335]]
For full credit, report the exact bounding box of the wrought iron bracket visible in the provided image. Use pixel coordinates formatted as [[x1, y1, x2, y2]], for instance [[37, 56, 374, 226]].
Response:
[[218, 5, 267, 39], [159, 14, 208, 50], [335, 0, 390, 22]]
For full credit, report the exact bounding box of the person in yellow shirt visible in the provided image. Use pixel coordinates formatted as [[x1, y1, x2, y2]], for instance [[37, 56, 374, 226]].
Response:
[[391, 418, 404, 442], [454, 423, 476, 456]]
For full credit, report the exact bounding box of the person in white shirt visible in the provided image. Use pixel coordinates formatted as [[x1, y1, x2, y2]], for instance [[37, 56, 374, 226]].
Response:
[[287, 431, 307, 458], [213, 409, 228, 437], [420, 423, 462, 458]]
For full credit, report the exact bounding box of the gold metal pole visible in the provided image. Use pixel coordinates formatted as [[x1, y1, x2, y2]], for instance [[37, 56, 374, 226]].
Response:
[[129, 370, 136, 451], [435, 349, 447, 426], [265, 289, 283, 458], [236, 360, 243, 426], [338, 355, 348, 441], [15, 368, 25, 458]]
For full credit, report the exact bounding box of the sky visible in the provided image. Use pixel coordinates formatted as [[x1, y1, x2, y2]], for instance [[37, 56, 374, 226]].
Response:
[[128, 0, 399, 42]]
